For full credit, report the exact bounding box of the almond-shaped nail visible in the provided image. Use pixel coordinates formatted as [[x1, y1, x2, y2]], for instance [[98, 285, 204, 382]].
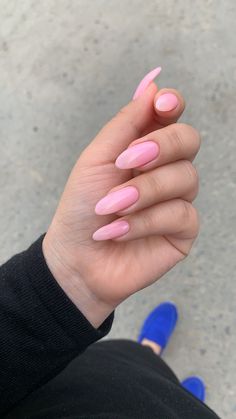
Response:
[[93, 220, 130, 241], [95, 186, 139, 215], [155, 93, 178, 112], [115, 141, 159, 169], [133, 67, 162, 100]]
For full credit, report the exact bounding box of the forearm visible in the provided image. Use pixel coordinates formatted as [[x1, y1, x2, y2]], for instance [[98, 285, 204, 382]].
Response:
[[0, 236, 113, 415]]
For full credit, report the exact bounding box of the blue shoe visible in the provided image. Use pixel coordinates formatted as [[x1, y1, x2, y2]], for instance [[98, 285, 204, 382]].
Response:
[[181, 376, 205, 402], [138, 302, 178, 352]]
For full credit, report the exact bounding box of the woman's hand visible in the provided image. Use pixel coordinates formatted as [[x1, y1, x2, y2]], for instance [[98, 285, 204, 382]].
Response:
[[43, 82, 200, 328]]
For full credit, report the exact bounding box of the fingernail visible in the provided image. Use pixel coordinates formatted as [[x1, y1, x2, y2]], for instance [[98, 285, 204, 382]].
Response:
[[133, 67, 162, 100], [155, 93, 178, 112], [95, 186, 139, 215], [115, 141, 159, 169], [93, 220, 130, 241]]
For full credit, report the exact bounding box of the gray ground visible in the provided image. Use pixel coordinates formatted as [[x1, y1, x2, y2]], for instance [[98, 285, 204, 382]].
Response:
[[0, 1, 235, 417]]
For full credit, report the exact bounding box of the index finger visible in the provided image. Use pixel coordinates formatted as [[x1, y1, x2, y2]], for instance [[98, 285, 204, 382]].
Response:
[[115, 123, 201, 171]]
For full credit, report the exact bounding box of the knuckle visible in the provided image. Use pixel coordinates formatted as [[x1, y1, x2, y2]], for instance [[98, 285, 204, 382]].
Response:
[[146, 172, 164, 197], [168, 123, 201, 154], [180, 123, 201, 151], [182, 160, 199, 187], [115, 107, 141, 138], [167, 124, 185, 156], [179, 199, 193, 222], [187, 205, 199, 235], [117, 106, 129, 118], [142, 211, 156, 232], [178, 200, 200, 238]]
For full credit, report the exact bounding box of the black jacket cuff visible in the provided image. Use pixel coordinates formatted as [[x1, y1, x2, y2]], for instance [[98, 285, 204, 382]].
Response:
[[22, 235, 114, 349]]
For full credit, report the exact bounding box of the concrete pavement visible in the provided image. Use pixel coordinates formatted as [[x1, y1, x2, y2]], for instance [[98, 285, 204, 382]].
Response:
[[1, 1, 236, 417]]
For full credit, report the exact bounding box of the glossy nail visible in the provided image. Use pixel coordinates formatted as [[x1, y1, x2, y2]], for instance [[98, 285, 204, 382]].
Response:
[[133, 67, 162, 100], [95, 186, 139, 215], [93, 220, 130, 241], [115, 141, 159, 169], [155, 93, 178, 112]]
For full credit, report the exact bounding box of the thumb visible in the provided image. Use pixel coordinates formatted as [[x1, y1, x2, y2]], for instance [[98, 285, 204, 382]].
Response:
[[84, 82, 158, 164]]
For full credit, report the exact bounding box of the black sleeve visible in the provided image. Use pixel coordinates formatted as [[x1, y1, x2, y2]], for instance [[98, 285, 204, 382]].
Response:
[[0, 235, 114, 415]]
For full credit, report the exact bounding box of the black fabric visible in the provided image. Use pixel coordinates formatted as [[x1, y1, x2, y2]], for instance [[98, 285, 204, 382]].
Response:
[[0, 236, 220, 418], [6, 340, 220, 419], [0, 236, 114, 416]]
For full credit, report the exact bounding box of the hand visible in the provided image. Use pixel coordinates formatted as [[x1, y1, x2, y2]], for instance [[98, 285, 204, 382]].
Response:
[[43, 83, 200, 328]]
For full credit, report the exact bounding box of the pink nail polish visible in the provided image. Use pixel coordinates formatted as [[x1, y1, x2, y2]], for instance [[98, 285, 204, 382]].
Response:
[[133, 67, 162, 100], [115, 141, 159, 169], [95, 186, 139, 215], [93, 220, 130, 241], [155, 93, 178, 112]]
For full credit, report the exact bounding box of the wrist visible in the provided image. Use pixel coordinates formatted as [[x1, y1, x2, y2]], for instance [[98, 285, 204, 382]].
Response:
[[42, 230, 114, 328]]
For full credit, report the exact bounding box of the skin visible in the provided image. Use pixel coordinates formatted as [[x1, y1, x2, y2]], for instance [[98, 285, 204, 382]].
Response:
[[141, 339, 162, 355], [43, 83, 201, 328]]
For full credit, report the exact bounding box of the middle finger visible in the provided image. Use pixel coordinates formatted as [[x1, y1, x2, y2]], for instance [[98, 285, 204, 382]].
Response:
[[95, 160, 199, 216]]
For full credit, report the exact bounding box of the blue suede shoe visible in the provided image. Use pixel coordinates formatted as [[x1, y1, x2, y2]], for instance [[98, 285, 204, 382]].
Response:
[[138, 302, 178, 352], [181, 376, 206, 402]]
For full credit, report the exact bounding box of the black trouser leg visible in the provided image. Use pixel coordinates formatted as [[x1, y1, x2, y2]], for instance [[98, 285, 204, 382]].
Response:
[[6, 340, 220, 419]]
